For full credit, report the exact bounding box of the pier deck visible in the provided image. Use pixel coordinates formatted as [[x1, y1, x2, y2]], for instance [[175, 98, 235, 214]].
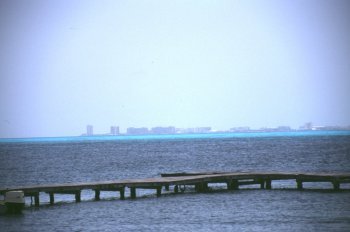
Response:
[[1, 172, 349, 206]]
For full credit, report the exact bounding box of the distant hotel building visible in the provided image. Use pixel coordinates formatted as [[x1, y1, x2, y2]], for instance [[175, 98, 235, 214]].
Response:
[[151, 127, 176, 134], [194, 127, 212, 133], [230, 127, 251, 132], [299, 122, 313, 130], [176, 127, 212, 134], [86, 125, 93, 136], [127, 127, 149, 135], [259, 126, 292, 132], [110, 126, 120, 135]]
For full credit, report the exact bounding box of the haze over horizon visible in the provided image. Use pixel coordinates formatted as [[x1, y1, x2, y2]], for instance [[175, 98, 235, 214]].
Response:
[[1, 0, 350, 138]]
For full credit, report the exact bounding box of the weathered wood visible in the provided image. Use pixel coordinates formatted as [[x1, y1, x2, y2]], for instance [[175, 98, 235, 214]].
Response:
[[127, 186, 161, 190], [1, 172, 350, 206], [156, 186, 162, 197], [333, 181, 340, 191], [2, 172, 350, 195], [95, 190, 100, 201], [297, 180, 303, 190], [34, 193, 40, 207], [75, 191, 81, 202], [265, 179, 272, 189], [52, 190, 82, 195], [92, 187, 124, 200], [195, 182, 209, 192], [130, 187, 136, 199], [238, 180, 261, 186], [49, 193, 54, 205], [120, 188, 125, 200], [258, 178, 265, 189], [227, 179, 239, 190], [164, 185, 170, 191]]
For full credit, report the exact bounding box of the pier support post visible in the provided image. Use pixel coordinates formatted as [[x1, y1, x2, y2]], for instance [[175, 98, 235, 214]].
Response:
[[203, 182, 209, 192], [174, 185, 179, 193], [94, 190, 100, 201], [195, 183, 199, 192], [265, 179, 272, 190], [75, 191, 81, 202], [297, 180, 303, 190], [49, 193, 54, 205], [195, 182, 208, 192], [156, 186, 162, 197], [260, 182, 264, 189], [34, 193, 40, 207], [333, 181, 340, 191], [258, 179, 265, 189], [164, 185, 170, 191], [130, 187, 136, 199], [227, 180, 239, 190], [120, 188, 125, 200]]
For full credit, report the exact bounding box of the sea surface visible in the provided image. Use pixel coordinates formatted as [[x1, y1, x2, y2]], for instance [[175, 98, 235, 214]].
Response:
[[0, 131, 350, 231]]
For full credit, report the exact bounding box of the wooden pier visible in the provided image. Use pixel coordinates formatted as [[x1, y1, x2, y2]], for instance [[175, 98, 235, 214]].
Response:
[[1, 172, 349, 207]]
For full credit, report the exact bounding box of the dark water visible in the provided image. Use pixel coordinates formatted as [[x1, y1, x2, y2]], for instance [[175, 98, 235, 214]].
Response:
[[1, 133, 350, 231]]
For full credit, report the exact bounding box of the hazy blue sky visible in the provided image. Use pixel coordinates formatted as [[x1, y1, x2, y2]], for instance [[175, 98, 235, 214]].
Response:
[[1, 0, 350, 138]]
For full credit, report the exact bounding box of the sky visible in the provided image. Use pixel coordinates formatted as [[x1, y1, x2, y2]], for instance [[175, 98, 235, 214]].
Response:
[[1, 0, 350, 138]]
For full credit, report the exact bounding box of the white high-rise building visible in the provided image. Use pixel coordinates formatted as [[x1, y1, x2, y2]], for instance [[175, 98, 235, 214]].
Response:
[[86, 125, 93, 136], [110, 126, 120, 135]]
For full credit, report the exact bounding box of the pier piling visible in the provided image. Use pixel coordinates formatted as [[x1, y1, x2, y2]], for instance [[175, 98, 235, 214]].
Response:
[[34, 193, 40, 207], [94, 190, 100, 201], [49, 193, 54, 205], [156, 186, 162, 197], [120, 188, 125, 200], [75, 191, 81, 202], [297, 180, 303, 190], [259, 179, 265, 189], [333, 181, 340, 191], [195, 182, 209, 192], [130, 187, 136, 199], [265, 179, 272, 189], [227, 180, 239, 190]]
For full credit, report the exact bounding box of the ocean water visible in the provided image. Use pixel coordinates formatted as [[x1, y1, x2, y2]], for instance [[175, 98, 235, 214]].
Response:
[[0, 131, 350, 231]]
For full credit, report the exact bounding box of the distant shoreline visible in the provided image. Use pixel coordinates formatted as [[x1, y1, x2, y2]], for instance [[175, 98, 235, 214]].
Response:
[[1, 130, 350, 143]]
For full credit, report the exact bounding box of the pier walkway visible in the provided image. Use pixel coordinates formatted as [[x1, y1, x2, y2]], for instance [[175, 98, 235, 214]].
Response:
[[1, 172, 349, 207]]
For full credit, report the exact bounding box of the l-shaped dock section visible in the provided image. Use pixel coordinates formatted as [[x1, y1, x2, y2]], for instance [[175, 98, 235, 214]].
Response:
[[1, 172, 349, 207]]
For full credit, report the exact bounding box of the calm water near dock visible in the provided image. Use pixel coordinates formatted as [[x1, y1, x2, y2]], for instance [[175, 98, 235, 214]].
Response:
[[1, 131, 350, 231]]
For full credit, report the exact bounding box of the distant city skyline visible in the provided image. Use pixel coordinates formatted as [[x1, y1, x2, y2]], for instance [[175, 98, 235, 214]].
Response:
[[81, 122, 350, 137], [1, 1, 350, 138]]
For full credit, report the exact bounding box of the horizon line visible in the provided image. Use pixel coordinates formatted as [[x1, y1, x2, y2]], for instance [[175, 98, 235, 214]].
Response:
[[1, 130, 350, 143]]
